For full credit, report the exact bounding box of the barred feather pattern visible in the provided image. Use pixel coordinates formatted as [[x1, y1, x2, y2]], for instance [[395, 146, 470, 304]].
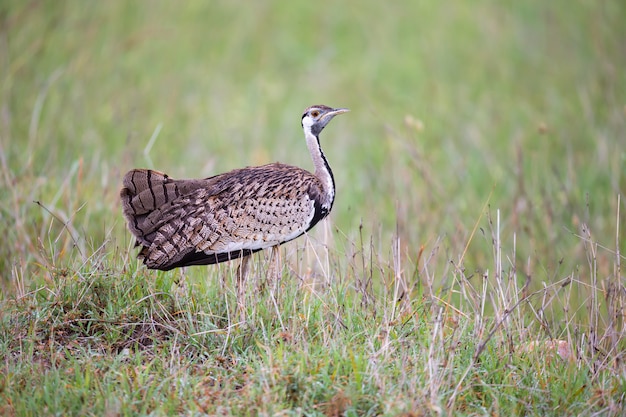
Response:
[[120, 164, 329, 270]]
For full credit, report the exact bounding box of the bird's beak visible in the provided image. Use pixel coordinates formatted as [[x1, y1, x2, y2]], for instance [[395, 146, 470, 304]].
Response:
[[323, 108, 350, 121], [331, 108, 350, 116]]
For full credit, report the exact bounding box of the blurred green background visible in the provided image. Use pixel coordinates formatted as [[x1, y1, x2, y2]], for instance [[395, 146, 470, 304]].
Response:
[[1, 0, 624, 283]]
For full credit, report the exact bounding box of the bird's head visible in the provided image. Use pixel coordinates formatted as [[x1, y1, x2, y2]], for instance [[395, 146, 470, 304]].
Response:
[[302, 105, 349, 137]]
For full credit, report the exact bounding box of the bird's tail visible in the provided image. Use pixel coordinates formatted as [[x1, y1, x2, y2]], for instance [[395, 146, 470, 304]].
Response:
[[120, 168, 177, 247]]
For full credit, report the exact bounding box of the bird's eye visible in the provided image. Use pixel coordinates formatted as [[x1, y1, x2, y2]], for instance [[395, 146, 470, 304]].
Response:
[[310, 110, 320, 118]]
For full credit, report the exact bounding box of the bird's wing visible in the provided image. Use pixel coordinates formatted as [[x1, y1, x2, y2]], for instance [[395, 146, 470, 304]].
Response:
[[121, 165, 325, 270], [120, 169, 217, 246]]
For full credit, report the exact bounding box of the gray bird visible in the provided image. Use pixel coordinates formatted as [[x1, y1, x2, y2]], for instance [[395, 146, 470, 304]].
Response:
[[120, 105, 349, 271]]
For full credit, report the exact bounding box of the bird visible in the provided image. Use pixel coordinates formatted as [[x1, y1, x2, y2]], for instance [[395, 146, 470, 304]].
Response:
[[120, 104, 349, 272]]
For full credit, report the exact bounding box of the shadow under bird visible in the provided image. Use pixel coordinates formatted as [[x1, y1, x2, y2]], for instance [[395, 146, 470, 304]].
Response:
[[120, 105, 349, 271]]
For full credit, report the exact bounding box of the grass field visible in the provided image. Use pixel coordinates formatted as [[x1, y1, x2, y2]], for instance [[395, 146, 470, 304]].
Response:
[[1, 1, 625, 415]]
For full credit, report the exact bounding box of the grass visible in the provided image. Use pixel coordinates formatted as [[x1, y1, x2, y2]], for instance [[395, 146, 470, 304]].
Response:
[[1, 0, 625, 415]]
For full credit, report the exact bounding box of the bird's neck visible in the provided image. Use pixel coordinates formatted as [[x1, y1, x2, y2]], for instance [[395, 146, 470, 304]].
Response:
[[305, 129, 335, 209]]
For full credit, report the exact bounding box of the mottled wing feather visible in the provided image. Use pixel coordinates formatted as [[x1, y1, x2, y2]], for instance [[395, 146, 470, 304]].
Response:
[[120, 164, 325, 270], [120, 169, 216, 244]]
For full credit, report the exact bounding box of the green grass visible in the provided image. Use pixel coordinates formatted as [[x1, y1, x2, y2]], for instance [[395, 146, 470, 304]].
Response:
[[1, 0, 625, 415]]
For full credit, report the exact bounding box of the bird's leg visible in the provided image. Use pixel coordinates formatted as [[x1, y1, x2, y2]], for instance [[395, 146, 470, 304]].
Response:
[[173, 267, 188, 301], [236, 254, 250, 322], [261, 245, 281, 299], [268, 245, 282, 286], [265, 245, 286, 331]]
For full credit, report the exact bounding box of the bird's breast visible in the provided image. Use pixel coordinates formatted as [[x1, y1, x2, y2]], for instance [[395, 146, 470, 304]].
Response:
[[210, 193, 316, 253]]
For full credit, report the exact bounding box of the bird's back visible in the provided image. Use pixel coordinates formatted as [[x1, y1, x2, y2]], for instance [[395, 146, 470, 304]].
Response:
[[120, 163, 328, 270]]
